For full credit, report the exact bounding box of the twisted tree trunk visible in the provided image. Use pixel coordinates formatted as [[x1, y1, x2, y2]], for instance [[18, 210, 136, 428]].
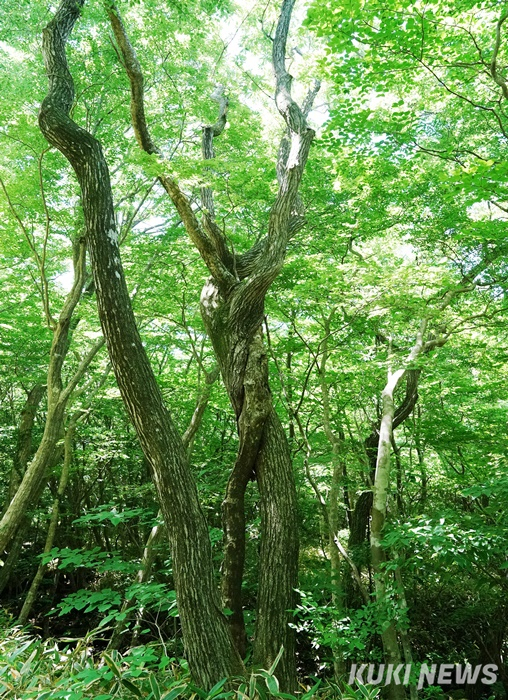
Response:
[[106, 0, 318, 688], [39, 0, 244, 689]]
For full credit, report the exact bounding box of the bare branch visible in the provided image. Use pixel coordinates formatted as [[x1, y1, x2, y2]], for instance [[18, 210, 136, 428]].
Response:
[[200, 86, 236, 270], [273, 0, 307, 134]]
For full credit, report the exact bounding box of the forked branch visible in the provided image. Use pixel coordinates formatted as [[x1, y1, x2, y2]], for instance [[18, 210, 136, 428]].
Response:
[[106, 2, 236, 293]]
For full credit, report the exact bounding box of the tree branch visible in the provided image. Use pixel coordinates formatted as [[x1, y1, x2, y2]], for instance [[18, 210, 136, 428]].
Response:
[[106, 2, 236, 293], [491, 10, 508, 101]]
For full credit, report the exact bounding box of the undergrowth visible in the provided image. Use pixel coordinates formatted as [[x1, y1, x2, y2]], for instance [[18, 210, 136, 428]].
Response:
[[0, 616, 373, 700]]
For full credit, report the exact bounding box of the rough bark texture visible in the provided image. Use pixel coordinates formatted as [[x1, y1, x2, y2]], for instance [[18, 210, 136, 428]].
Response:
[[253, 411, 298, 681], [106, 0, 318, 688], [39, 0, 244, 689]]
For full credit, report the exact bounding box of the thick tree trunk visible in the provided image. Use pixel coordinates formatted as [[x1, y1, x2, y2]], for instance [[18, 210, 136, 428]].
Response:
[[253, 410, 298, 687], [38, 1, 244, 688], [106, 0, 316, 687], [201, 284, 299, 688]]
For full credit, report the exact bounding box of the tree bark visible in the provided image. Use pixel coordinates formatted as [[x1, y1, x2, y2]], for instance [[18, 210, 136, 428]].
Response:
[[0, 384, 46, 595], [371, 380, 405, 700], [370, 330, 428, 700], [18, 415, 76, 625], [39, 1, 244, 688], [106, 0, 318, 688], [316, 314, 348, 677], [4, 383, 46, 509]]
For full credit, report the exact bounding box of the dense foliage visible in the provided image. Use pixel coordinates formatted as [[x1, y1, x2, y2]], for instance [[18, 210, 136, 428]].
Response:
[[0, 0, 507, 698]]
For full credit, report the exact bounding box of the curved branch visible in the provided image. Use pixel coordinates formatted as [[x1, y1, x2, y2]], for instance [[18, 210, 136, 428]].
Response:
[[106, 2, 236, 293], [242, 0, 319, 297], [273, 0, 306, 134], [393, 369, 420, 430], [491, 10, 508, 101], [200, 86, 236, 269]]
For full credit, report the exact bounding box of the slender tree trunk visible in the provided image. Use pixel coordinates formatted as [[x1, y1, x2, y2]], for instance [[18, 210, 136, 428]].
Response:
[[346, 367, 420, 608], [318, 314, 347, 677], [371, 383, 405, 700], [108, 518, 164, 649], [392, 437, 404, 515], [4, 383, 46, 510], [39, 2, 244, 687], [0, 400, 66, 553], [198, 298, 300, 685], [0, 384, 46, 594], [0, 242, 103, 554], [395, 566, 418, 700], [371, 329, 429, 700], [18, 418, 76, 625], [414, 407, 427, 507], [18, 368, 111, 624]]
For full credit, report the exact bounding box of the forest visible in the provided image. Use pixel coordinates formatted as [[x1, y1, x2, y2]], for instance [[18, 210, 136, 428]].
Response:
[[0, 0, 507, 698]]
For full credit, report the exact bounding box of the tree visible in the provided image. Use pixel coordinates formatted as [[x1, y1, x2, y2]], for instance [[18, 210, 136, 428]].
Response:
[[37, 0, 319, 689]]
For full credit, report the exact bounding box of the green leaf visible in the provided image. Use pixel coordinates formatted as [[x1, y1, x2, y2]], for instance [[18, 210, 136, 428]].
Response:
[[102, 652, 121, 680], [121, 678, 143, 698], [268, 646, 284, 676], [149, 675, 161, 700]]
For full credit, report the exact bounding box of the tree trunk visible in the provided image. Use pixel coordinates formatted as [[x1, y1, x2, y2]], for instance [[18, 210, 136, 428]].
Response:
[[318, 314, 347, 677], [253, 410, 298, 687], [201, 297, 299, 686], [370, 332, 428, 700], [106, 0, 317, 687], [0, 241, 103, 554], [346, 367, 421, 606], [17, 417, 76, 625], [371, 385, 405, 700], [0, 400, 66, 553], [4, 383, 46, 510], [39, 1, 244, 688], [18, 368, 111, 624], [0, 384, 46, 594]]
